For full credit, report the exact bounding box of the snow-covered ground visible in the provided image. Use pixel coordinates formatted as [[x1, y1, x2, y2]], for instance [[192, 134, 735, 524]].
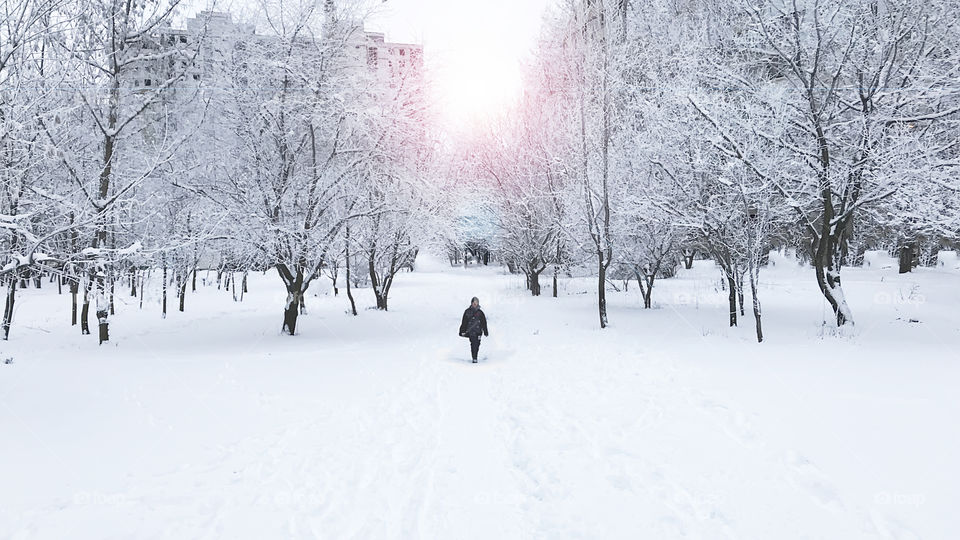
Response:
[[1, 254, 958, 539]]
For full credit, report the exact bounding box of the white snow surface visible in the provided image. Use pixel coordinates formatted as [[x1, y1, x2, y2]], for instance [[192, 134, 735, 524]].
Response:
[[863, 250, 898, 269], [937, 250, 958, 270], [1, 254, 958, 539]]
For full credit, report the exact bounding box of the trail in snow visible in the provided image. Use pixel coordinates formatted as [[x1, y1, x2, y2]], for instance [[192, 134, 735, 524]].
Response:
[[425, 345, 527, 538]]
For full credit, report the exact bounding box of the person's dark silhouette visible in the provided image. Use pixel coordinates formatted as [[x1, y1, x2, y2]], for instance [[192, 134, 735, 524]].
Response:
[[458, 296, 488, 363]]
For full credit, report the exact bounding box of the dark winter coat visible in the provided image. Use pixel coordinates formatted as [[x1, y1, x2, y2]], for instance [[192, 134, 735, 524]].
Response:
[[459, 306, 488, 338]]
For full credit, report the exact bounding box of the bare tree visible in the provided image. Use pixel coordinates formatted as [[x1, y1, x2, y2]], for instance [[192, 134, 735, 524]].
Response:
[[692, 0, 960, 326]]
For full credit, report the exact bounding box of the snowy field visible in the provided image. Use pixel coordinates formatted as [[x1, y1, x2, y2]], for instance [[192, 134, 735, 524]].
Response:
[[1, 254, 958, 539]]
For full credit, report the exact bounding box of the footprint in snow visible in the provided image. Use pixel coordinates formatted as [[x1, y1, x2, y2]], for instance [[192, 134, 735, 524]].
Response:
[[698, 398, 760, 449], [868, 508, 922, 540], [783, 450, 845, 513]]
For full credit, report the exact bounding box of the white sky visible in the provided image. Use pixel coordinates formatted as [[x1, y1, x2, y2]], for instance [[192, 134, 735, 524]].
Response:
[[185, 0, 556, 128], [365, 0, 557, 128]]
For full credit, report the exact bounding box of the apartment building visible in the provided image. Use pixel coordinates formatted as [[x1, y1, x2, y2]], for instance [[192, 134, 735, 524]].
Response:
[[126, 11, 422, 94]]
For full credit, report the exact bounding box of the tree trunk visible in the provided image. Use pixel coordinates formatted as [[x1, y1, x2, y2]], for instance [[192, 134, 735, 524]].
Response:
[[277, 264, 306, 336], [91, 265, 110, 344], [737, 275, 745, 317], [378, 260, 398, 311], [379, 291, 389, 311], [596, 9, 613, 330], [750, 268, 763, 343], [345, 227, 358, 316], [643, 274, 654, 309], [598, 251, 608, 328], [369, 250, 388, 311], [727, 275, 737, 327], [81, 280, 91, 335], [179, 274, 186, 312], [2, 273, 17, 340], [162, 257, 168, 319], [346, 264, 358, 316], [96, 293, 109, 345], [530, 269, 541, 296], [191, 227, 199, 292], [373, 286, 388, 310], [553, 267, 558, 298], [282, 290, 301, 335], [71, 279, 79, 326], [635, 269, 654, 309], [898, 243, 915, 274], [813, 233, 853, 326], [682, 249, 695, 269]]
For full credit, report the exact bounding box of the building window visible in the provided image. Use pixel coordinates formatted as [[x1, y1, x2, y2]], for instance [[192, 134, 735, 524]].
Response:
[[367, 47, 378, 67], [399, 48, 406, 56], [180, 35, 187, 43], [144, 78, 152, 87]]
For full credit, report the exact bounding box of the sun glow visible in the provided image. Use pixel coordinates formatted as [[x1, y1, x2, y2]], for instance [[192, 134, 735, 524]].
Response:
[[366, 0, 555, 131], [433, 47, 522, 128]]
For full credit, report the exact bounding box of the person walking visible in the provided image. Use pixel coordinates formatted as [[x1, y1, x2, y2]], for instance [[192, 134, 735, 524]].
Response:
[[459, 296, 489, 363]]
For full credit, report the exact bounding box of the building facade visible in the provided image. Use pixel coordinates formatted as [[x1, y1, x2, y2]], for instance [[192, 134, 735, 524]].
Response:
[[126, 11, 422, 94]]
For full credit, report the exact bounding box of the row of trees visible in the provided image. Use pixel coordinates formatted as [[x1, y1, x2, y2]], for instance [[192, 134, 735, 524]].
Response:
[[1, 0, 440, 341], [468, 0, 959, 341], [3, 0, 958, 345]]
